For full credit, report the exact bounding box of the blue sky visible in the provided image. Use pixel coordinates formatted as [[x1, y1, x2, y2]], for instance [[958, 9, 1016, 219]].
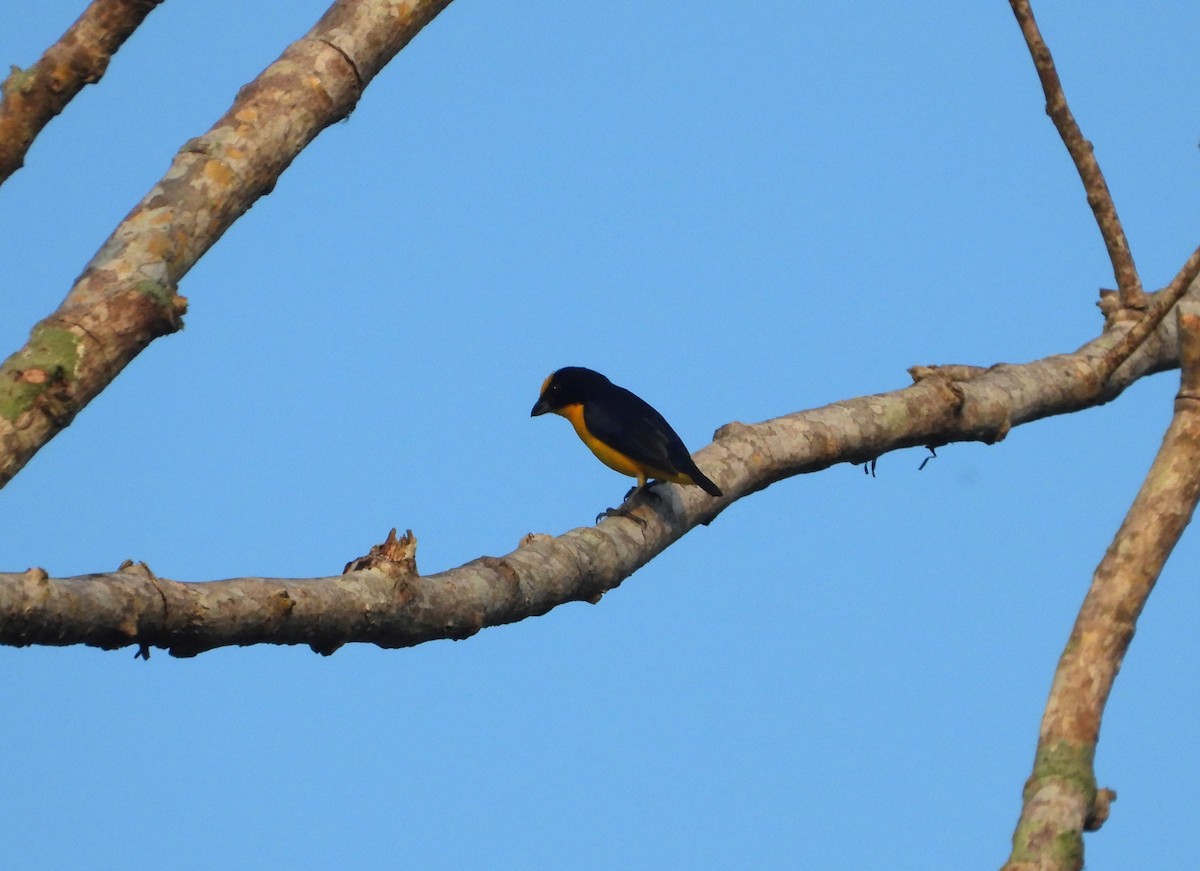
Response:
[[3, 2, 1198, 868]]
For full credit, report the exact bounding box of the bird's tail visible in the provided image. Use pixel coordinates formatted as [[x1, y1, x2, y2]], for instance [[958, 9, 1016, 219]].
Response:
[[688, 464, 723, 498]]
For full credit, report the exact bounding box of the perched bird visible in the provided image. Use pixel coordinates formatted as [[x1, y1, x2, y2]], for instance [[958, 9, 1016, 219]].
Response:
[[531, 367, 722, 517]]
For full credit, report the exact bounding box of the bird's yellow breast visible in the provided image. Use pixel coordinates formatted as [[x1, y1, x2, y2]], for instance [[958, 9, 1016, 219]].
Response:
[[557, 403, 646, 479], [556, 402, 691, 485]]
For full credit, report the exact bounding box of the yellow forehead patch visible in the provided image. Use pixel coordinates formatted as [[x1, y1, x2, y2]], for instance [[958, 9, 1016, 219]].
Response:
[[540, 373, 554, 395]]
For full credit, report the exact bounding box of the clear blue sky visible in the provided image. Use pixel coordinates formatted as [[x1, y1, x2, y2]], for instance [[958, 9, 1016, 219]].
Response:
[[3, 3, 1198, 868]]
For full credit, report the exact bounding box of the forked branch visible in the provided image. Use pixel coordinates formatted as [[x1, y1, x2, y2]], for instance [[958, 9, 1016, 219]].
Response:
[[1098, 245, 1200, 382]]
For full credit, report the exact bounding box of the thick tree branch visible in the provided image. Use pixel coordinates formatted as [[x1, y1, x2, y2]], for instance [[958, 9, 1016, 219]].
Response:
[[1002, 300, 1200, 871], [0, 298, 1186, 658], [0, 0, 454, 491], [1009, 0, 1144, 308], [0, 0, 165, 186]]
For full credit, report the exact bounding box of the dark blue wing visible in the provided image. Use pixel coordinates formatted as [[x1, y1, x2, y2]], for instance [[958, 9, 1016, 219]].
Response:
[[582, 385, 694, 476]]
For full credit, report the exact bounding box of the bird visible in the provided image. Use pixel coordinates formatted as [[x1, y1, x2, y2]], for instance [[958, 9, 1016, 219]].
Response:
[[531, 366, 722, 520]]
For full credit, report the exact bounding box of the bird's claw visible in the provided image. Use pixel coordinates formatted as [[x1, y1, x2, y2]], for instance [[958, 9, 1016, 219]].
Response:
[[599, 481, 662, 526], [596, 505, 648, 528]]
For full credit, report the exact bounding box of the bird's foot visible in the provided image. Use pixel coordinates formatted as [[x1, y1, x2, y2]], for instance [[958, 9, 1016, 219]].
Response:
[[622, 482, 662, 502], [597, 483, 661, 527], [595, 505, 647, 527]]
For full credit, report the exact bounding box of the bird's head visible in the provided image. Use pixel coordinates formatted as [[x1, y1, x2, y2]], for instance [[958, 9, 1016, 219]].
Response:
[[531, 366, 611, 417]]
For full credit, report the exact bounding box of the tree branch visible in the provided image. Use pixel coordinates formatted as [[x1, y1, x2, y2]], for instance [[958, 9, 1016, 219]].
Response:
[[0, 0, 455, 491], [1098, 244, 1200, 381], [1008, 0, 1144, 308], [1002, 300, 1200, 871], [0, 300, 1185, 658], [0, 0, 165, 186]]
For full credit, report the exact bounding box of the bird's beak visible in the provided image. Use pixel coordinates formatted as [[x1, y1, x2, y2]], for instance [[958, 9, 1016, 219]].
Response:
[[530, 398, 550, 417]]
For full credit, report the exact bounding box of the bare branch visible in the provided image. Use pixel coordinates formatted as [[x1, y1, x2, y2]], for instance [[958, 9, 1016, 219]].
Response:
[[1008, 0, 1144, 308], [0, 0, 165, 186], [1098, 244, 1200, 382], [1002, 300, 1200, 871], [0, 304, 1185, 658], [0, 0, 455, 491]]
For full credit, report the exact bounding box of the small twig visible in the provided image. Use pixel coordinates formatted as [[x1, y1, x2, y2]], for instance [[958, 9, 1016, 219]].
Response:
[[0, 0, 166, 186], [1002, 300, 1200, 871], [1008, 0, 1144, 308], [1099, 243, 1200, 382]]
